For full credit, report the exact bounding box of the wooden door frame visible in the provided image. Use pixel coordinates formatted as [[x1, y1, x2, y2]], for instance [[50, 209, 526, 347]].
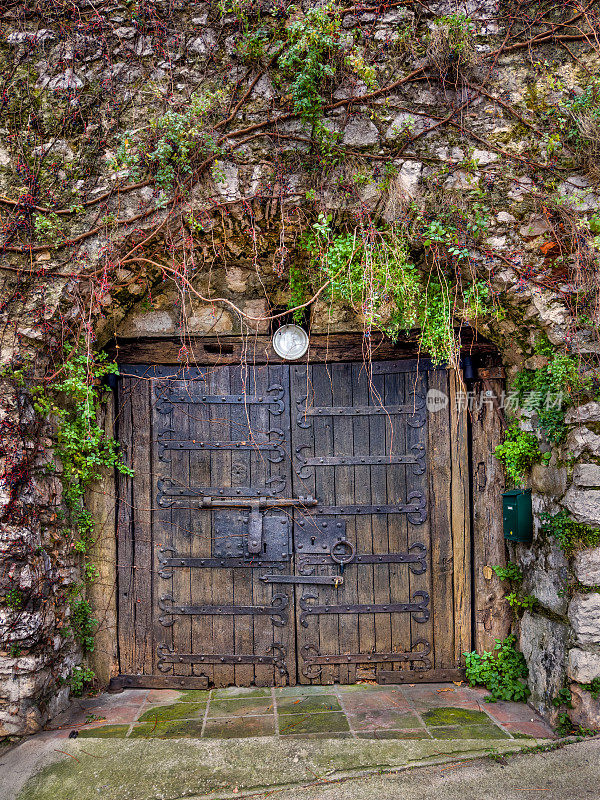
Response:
[[106, 332, 506, 691]]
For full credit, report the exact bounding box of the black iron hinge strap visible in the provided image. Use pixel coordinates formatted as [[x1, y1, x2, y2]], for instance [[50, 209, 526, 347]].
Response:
[[158, 593, 288, 627], [299, 591, 430, 626]]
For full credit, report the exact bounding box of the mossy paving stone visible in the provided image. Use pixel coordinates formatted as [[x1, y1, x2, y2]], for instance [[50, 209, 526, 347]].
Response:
[[346, 710, 424, 731], [429, 724, 509, 740], [279, 712, 350, 735], [208, 697, 275, 717], [137, 702, 205, 722], [212, 686, 272, 699], [203, 715, 276, 738], [177, 689, 211, 702], [422, 707, 492, 726], [129, 720, 205, 738], [277, 694, 341, 715], [275, 684, 338, 696], [76, 724, 129, 738]]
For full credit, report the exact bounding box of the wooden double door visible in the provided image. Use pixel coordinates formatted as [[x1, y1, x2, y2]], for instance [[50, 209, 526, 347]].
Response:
[[117, 358, 471, 687]]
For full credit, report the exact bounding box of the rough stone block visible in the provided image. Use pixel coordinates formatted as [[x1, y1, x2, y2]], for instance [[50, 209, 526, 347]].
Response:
[[562, 487, 600, 526], [568, 649, 600, 683], [566, 402, 600, 424], [569, 593, 600, 646], [573, 464, 600, 488], [520, 612, 569, 718], [531, 465, 567, 495], [573, 548, 600, 586], [342, 117, 379, 148], [566, 427, 600, 458], [570, 683, 600, 730]]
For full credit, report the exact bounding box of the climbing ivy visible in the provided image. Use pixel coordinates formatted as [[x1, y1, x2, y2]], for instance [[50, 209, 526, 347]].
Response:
[[540, 510, 600, 555], [30, 344, 133, 667], [494, 424, 546, 487]]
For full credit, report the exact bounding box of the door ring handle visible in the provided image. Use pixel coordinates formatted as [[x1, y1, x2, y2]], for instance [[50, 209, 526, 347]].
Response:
[[330, 539, 355, 565]]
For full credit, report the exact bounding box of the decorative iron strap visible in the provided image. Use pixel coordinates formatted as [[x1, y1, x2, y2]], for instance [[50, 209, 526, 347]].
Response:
[[156, 382, 284, 415], [294, 444, 426, 478], [296, 397, 426, 429], [159, 592, 289, 627], [157, 547, 288, 578], [313, 492, 426, 525], [156, 477, 286, 508], [300, 639, 432, 679], [157, 428, 284, 463], [157, 644, 288, 677], [299, 591, 430, 626], [297, 542, 428, 575]]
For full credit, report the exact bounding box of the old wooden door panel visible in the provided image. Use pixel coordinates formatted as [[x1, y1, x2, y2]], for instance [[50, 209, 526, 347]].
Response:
[[117, 358, 470, 685], [117, 376, 154, 674], [291, 361, 436, 684], [150, 364, 295, 686]]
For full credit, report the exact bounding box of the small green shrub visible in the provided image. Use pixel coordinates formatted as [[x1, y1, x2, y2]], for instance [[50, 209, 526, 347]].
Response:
[[513, 346, 590, 444], [492, 562, 523, 582], [581, 677, 600, 700], [541, 510, 600, 555], [555, 711, 597, 737], [552, 687, 573, 708], [506, 591, 538, 612], [494, 423, 545, 486], [464, 635, 530, 702], [69, 666, 95, 697], [68, 589, 97, 654]]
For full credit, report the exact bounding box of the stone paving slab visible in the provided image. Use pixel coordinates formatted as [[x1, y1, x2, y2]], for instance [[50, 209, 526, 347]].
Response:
[[8, 735, 555, 800], [42, 682, 555, 742]]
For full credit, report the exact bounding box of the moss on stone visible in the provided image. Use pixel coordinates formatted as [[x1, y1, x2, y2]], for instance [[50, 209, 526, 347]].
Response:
[[129, 719, 205, 738], [137, 702, 205, 722], [422, 707, 491, 726], [279, 712, 350, 735], [77, 724, 129, 738]]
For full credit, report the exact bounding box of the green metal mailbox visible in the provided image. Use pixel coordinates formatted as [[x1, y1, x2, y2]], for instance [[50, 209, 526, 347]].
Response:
[[502, 489, 533, 543]]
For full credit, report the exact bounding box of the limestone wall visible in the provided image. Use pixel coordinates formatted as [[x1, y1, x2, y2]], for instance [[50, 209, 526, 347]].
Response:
[[1, 0, 600, 735]]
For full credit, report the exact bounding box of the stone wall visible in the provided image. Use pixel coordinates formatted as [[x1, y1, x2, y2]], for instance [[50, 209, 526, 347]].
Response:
[[1, 0, 600, 735]]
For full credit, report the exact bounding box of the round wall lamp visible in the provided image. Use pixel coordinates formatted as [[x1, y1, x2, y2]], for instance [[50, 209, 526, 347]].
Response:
[[272, 324, 309, 360]]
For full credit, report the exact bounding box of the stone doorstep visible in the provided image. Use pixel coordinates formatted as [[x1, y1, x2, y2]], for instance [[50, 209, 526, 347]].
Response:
[[12, 736, 554, 800]]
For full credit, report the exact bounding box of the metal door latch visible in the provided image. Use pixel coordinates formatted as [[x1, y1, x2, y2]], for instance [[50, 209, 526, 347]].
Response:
[[203, 495, 317, 555]]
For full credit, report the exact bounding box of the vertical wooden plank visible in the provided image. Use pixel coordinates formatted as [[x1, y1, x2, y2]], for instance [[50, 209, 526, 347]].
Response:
[[170, 378, 192, 677], [471, 377, 511, 652], [371, 368, 394, 675], [211, 365, 235, 686], [331, 362, 354, 684], [384, 370, 409, 674], [116, 376, 154, 674], [406, 368, 433, 673], [270, 363, 295, 686], [87, 394, 119, 685], [449, 370, 472, 663], [151, 377, 174, 678], [352, 363, 376, 678], [189, 370, 213, 684], [291, 362, 318, 685], [427, 369, 454, 670], [117, 377, 135, 674], [312, 363, 337, 685], [229, 364, 254, 687]]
